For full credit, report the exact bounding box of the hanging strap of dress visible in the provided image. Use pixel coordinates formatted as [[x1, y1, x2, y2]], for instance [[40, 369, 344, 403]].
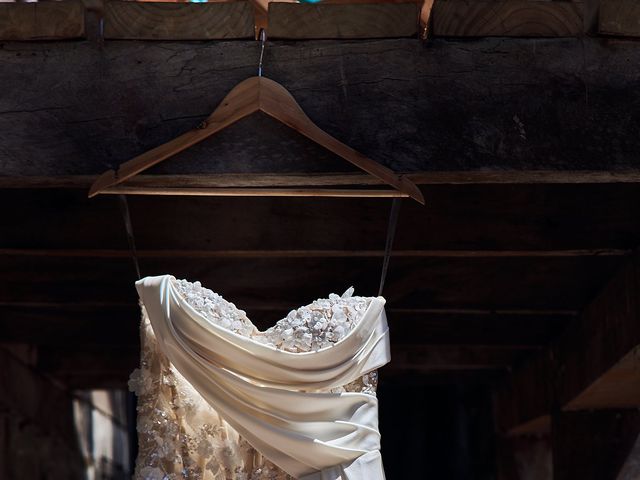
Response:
[[378, 198, 402, 296], [118, 194, 141, 280]]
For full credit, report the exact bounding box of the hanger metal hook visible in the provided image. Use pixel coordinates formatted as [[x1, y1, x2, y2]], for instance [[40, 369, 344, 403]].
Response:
[[258, 28, 266, 77]]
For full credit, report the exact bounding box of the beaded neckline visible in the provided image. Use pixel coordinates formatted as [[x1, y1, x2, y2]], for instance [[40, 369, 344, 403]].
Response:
[[172, 277, 374, 353]]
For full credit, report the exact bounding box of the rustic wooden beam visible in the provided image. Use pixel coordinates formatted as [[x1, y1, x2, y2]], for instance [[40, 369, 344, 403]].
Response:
[[0, 248, 629, 259], [6, 171, 640, 190], [599, 0, 640, 37], [432, 0, 584, 37], [494, 251, 640, 434], [103, 1, 254, 40], [0, 1, 85, 41], [1, 39, 639, 176], [268, 1, 419, 39]]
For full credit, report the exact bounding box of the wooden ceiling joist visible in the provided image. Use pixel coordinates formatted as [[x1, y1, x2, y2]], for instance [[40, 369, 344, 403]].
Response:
[[7, 171, 640, 190], [0, 248, 630, 259]]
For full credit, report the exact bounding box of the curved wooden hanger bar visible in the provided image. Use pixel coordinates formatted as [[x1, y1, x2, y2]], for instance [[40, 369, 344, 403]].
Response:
[[89, 76, 425, 204]]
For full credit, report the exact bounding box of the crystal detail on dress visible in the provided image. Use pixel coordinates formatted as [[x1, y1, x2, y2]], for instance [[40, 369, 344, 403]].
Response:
[[173, 279, 257, 338], [130, 280, 379, 480], [173, 279, 372, 353]]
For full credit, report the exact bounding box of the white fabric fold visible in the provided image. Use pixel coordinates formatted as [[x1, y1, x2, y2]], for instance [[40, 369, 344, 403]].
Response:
[[136, 275, 390, 479]]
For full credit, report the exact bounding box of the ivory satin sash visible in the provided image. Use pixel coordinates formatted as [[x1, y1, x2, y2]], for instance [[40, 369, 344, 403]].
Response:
[[136, 275, 390, 479]]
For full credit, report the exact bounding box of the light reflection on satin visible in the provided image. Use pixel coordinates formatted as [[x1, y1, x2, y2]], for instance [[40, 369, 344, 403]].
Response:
[[136, 275, 390, 479]]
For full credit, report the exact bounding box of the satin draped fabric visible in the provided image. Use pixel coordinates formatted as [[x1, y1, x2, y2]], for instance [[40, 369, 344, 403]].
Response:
[[136, 275, 390, 480]]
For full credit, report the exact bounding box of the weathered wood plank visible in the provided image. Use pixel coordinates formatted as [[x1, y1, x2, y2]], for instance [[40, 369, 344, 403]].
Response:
[[0, 247, 629, 258], [599, 0, 640, 37], [268, 2, 419, 39], [7, 171, 640, 190], [1, 39, 639, 176], [104, 1, 254, 40], [432, 0, 583, 37], [0, 1, 85, 41]]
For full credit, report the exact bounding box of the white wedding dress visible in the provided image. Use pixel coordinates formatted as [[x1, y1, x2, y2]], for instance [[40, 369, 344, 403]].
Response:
[[129, 275, 390, 480]]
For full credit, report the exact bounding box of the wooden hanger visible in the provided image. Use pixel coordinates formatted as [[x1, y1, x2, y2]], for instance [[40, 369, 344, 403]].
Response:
[[89, 76, 425, 204]]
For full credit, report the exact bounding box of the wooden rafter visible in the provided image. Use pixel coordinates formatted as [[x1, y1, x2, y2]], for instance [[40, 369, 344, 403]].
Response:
[[7, 171, 640, 190]]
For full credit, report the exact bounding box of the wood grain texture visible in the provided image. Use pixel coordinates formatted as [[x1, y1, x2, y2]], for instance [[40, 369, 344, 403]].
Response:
[[268, 2, 419, 39], [432, 0, 584, 37], [8, 171, 640, 189], [1, 39, 639, 176], [0, 1, 84, 40], [599, 0, 640, 37], [0, 248, 628, 258], [104, 1, 254, 40]]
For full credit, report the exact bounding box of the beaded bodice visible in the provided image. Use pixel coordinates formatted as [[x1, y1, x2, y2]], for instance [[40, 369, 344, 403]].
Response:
[[129, 279, 380, 480]]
